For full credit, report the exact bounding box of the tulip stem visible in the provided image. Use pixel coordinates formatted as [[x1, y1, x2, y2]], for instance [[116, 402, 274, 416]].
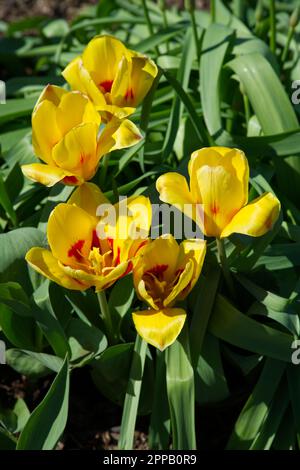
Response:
[[269, 0, 276, 55], [97, 290, 115, 345], [141, 0, 160, 56], [216, 239, 236, 300]]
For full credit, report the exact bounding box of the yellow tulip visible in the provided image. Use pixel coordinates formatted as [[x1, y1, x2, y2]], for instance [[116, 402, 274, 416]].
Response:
[[62, 35, 158, 120], [21, 85, 142, 187], [132, 235, 206, 351], [26, 183, 152, 292], [156, 147, 281, 238]]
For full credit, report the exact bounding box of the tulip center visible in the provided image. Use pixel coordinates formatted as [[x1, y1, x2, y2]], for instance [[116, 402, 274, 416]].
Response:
[[143, 264, 185, 308], [68, 239, 85, 262], [99, 80, 113, 93]]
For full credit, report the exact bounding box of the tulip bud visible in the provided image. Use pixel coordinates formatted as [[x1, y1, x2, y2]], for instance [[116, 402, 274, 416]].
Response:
[[184, 0, 195, 13], [290, 6, 299, 29]]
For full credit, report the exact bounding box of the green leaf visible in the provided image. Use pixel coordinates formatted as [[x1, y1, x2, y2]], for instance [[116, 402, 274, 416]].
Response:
[[17, 355, 70, 450], [209, 295, 294, 362], [108, 275, 135, 338], [6, 349, 63, 377], [166, 324, 196, 450], [119, 335, 147, 450], [200, 23, 234, 141], [227, 358, 286, 449], [0, 227, 45, 292], [0, 97, 36, 125], [0, 173, 17, 226], [66, 317, 107, 364]]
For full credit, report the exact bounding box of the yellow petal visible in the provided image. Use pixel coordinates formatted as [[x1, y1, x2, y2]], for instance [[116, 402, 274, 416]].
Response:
[[111, 53, 158, 108], [97, 118, 142, 158], [26, 247, 88, 291], [47, 203, 96, 267], [68, 182, 110, 217], [21, 163, 79, 187], [97, 104, 135, 120], [132, 308, 187, 351], [62, 57, 107, 107], [82, 35, 130, 92], [188, 147, 249, 237], [156, 172, 195, 220], [32, 100, 61, 164], [56, 91, 100, 136], [164, 238, 207, 305], [35, 84, 66, 107], [221, 192, 281, 238], [52, 123, 99, 181], [134, 235, 180, 285]]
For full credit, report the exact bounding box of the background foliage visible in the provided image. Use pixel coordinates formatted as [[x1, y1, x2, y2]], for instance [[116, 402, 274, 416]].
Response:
[[1, 0, 300, 450]]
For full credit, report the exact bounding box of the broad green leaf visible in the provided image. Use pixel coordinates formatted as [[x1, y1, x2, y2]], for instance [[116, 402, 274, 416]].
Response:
[[17, 355, 70, 450], [6, 349, 63, 377], [209, 295, 294, 362]]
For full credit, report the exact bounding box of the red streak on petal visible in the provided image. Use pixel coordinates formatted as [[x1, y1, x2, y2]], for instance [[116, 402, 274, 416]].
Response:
[[115, 246, 121, 266], [122, 261, 133, 278], [63, 176, 78, 185], [125, 88, 134, 101], [99, 80, 113, 93], [107, 238, 114, 250], [146, 264, 168, 280], [68, 239, 85, 261], [80, 154, 84, 164], [91, 230, 100, 249], [211, 203, 219, 215]]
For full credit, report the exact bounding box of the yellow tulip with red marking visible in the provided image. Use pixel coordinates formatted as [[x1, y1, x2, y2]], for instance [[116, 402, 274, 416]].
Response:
[[21, 85, 142, 187], [26, 183, 152, 292], [156, 147, 280, 238], [132, 235, 206, 351], [62, 35, 158, 120]]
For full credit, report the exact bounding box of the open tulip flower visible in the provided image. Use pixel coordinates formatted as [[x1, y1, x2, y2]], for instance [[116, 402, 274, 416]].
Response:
[[21, 85, 142, 187], [62, 35, 158, 120], [132, 235, 206, 351], [26, 183, 152, 292], [156, 147, 281, 239]]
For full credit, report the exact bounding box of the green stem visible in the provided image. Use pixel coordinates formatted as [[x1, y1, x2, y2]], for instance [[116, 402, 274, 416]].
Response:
[[190, 9, 200, 62], [243, 93, 251, 128], [97, 291, 115, 345], [269, 0, 276, 54], [119, 334, 147, 449], [216, 238, 236, 300], [141, 0, 160, 56], [99, 153, 110, 188], [211, 0, 216, 23], [281, 26, 294, 64]]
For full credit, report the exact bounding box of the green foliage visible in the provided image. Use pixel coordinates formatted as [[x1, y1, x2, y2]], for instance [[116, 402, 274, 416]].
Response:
[[0, 0, 300, 452]]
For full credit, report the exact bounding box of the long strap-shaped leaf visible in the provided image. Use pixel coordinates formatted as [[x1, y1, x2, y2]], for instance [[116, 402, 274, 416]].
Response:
[[119, 334, 147, 450], [17, 355, 69, 450], [166, 324, 196, 450]]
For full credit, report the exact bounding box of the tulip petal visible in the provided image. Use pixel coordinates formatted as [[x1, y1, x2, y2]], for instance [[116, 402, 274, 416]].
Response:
[[221, 192, 281, 238], [52, 123, 99, 181], [26, 248, 88, 290], [97, 118, 142, 157], [82, 35, 130, 92], [47, 203, 96, 267], [156, 172, 195, 220], [62, 57, 107, 107], [68, 182, 110, 217], [164, 239, 206, 305], [188, 147, 249, 237], [111, 53, 158, 108], [32, 100, 62, 164], [56, 91, 100, 136], [21, 163, 78, 187], [132, 308, 186, 351], [36, 84, 66, 107]]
